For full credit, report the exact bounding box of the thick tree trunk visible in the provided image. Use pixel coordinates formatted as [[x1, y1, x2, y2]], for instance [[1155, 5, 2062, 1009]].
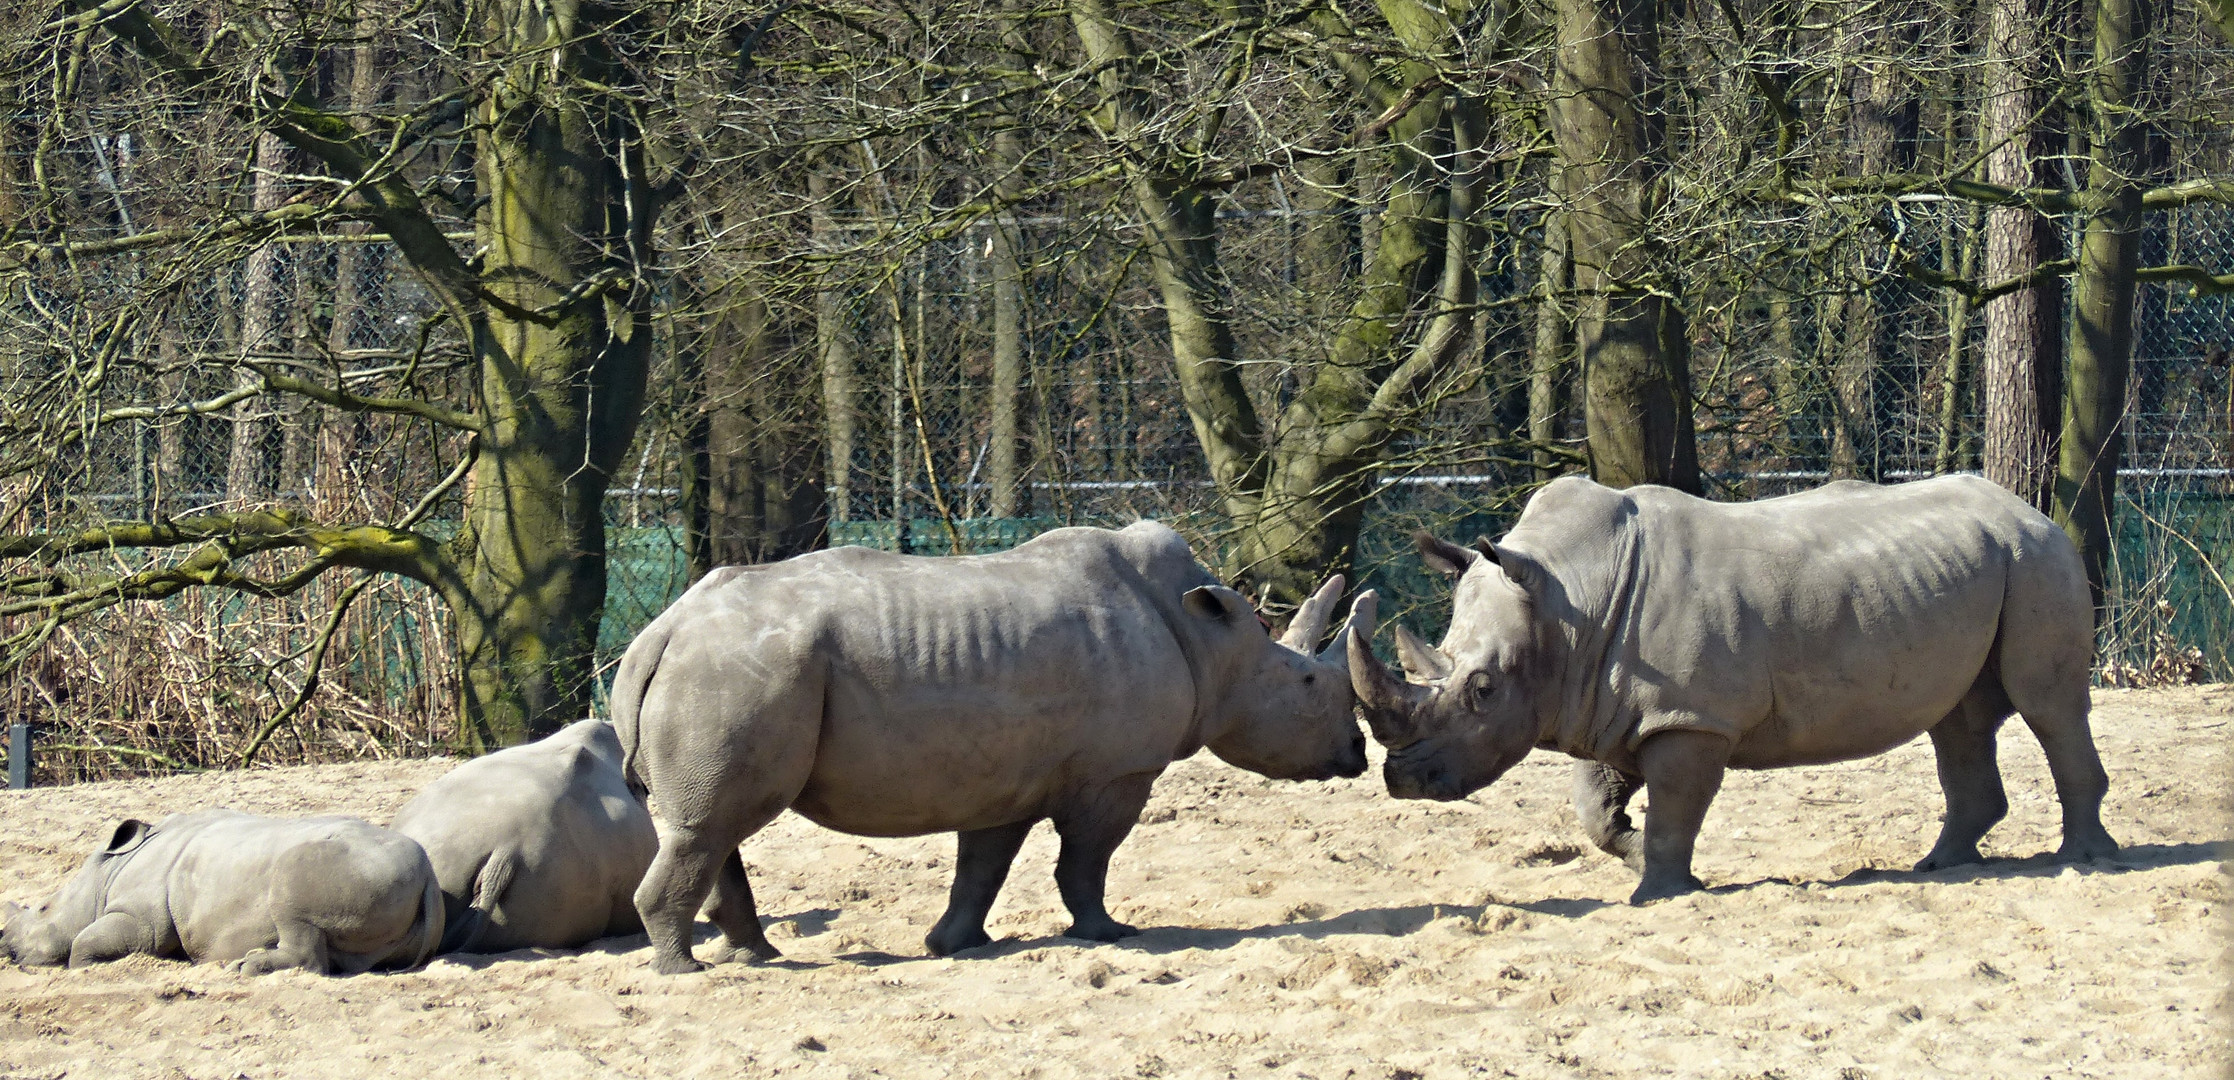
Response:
[[2056, 0, 2149, 612], [1554, 0, 1699, 494], [227, 131, 290, 501], [449, 0, 654, 748], [1980, 0, 2065, 512]]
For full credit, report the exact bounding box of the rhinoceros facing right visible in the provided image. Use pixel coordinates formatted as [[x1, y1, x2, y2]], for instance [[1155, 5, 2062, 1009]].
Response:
[[611, 521, 1374, 974]]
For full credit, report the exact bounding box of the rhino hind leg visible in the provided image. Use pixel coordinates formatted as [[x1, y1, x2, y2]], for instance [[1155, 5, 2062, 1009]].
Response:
[[1051, 776, 1156, 944], [2009, 700, 2119, 864], [925, 819, 1036, 957], [1629, 730, 1730, 905], [1915, 697, 2010, 872], [1571, 762, 1645, 870], [233, 917, 331, 976], [701, 849, 782, 963]]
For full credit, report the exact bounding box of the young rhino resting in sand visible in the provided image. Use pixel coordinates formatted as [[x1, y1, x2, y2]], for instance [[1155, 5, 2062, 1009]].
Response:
[[611, 520, 1375, 973], [0, 809, 442, 973], [1350, 475, 2119, 903], [392, 718, 658, 953]]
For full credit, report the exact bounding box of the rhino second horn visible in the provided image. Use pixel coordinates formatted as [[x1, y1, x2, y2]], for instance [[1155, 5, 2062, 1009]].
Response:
[[1393, 624, 1452, 682], [1280, 574, 1347, 653], [1323, 589, 1380, 665], [1346, 621, 1427, 745]]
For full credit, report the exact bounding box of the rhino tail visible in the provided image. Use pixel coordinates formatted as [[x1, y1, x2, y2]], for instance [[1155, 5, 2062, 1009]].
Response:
[[406, 872, 445, 969], [608, 617, 674, 801], [439, 848, 518, 955]]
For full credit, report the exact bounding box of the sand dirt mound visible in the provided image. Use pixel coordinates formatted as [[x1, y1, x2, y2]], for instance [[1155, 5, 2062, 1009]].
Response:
[[2, 686, 2227, 1078]]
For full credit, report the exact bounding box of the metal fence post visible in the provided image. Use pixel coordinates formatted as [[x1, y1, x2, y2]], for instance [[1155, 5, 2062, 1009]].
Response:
[[7, 722, 29, 790]]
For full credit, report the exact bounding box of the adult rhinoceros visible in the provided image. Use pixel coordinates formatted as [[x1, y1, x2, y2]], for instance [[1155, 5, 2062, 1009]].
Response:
[[611, 520, 1374, 973], [1349, 475, 2118, 904], [392, 718, 657, 953]]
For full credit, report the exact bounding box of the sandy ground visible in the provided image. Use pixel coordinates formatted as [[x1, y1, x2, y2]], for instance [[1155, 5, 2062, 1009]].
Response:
[[0, 686, 2227, 1080]]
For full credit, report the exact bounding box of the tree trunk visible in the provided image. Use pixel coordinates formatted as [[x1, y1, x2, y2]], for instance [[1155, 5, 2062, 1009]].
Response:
[[2056, 0, 2148, 612], [809, 165, 859, 524], [1555, 0, 1699, 494], [694, 291, 825, 569], [1529, 169, 1571, 483], [987, 139, 1030, 518], [1831, 41, 1917, 481], [227, 131, 290, 501], [448, 0, 654, 748], [1980, 0, 2065, 512], [313, 24, 383, 521], [1935, 205, 1984, 474], [1071, 0, 1490, 606]]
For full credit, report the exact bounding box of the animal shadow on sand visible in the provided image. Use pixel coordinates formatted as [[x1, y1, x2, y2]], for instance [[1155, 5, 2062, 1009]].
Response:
[[920, 895, 1619, 963], [1717, 839, 2228, 895]]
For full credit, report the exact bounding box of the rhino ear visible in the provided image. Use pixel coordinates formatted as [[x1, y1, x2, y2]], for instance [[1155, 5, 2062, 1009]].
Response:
[[1414, 532, 1476, 577], [102, 820, 152, 856], [1182, 585, 1255, 628], [1475, 540, 1545, 599]]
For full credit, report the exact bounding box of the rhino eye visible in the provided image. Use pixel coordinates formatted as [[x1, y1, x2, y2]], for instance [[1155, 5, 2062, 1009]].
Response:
[[1302, 672, 1317, 685], [1465, 671, 1493, 708]]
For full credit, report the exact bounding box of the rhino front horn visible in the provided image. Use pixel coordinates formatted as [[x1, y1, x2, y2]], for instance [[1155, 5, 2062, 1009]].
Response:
[[1347, 619, 1427, 747]]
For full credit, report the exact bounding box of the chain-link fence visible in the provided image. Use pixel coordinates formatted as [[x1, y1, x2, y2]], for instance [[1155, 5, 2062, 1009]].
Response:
[[6, 190, 2230, 783]]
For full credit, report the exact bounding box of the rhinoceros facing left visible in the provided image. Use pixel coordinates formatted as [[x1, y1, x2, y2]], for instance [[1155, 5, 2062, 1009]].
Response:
[[611, 521, 1374, 973], [1, 809, 442, 973], [1350, 475, 2119, 904]]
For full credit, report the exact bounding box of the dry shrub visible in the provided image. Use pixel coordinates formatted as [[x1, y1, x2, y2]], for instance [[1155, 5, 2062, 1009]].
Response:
[[4, 576, 458, 785]]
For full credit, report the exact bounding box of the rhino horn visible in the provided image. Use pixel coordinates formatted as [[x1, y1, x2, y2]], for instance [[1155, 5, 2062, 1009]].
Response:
[[1347, 612, 1428, 746], [1393, 624, 1452, 682], [1279, 574, 1346, 653], [1321, 587, 1379, 665]]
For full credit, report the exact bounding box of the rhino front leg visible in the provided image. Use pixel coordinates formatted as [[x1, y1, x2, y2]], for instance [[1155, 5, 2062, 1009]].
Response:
[[925, 819, 1036, 957], [67, 912, 156, 968], [1916, 702, 2009, 871], [1052, 775, 1155, 944], [1630, 729, 1731, 905], [1572, 762, 1644, 870]]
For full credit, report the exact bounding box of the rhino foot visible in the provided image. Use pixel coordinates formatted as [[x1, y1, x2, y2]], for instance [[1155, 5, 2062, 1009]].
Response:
[[1062, 918, 1140, 944], [1911, 846, 1985, 873], [1626, 874, 1705, 906], [232, 948, 312, 976], [925, 924, 992, 957], [651, 951, 709, 975], [705, 939, 782, 965], [2057, 829, 2119, 864]]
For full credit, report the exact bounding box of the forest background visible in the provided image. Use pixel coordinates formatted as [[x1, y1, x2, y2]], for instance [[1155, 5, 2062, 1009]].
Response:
[[0, 0, 2230, 779]]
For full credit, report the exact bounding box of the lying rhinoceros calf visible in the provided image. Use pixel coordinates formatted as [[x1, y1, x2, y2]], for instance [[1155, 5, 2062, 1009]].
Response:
[[392, 717, 657, 953], [1, 809, 442, 973], [612, 520, 1374, 973], [1351, 475, 2118, 903]]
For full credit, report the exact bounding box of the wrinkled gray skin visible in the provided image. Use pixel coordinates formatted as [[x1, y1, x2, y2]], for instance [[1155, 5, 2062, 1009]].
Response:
[[1351, 475, 2118, 904], [611, 521, 1374, 973], [392, 718, 657, 953], [0, 809, 441, 974]]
